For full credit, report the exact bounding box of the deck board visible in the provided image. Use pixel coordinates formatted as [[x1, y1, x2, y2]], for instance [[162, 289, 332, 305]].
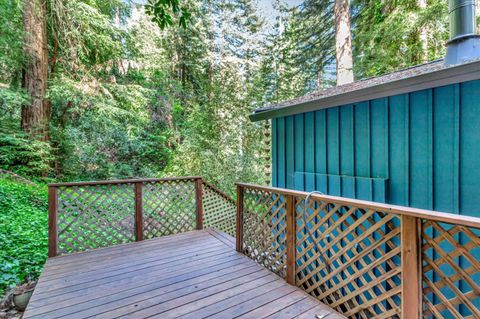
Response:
[[24, 229, 345, 319]]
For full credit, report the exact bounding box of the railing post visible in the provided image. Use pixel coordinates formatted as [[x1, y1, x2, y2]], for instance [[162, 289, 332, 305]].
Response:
[[48, 186, 58, 257], [401, 215, 421, 319], [285, 194, 296, 285], [195, 178, 203, 230], [134, 182, 143, 241], [236, 185, 244, 252]]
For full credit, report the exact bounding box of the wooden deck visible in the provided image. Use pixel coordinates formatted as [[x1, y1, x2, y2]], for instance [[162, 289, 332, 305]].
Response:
[[23, 229, 344, 319]]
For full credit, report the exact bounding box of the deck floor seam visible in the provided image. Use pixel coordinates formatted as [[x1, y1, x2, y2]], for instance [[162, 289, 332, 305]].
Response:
[[24, 230, 345, 319], [31, 252, 246, 300], [28, 261, 260, 316]]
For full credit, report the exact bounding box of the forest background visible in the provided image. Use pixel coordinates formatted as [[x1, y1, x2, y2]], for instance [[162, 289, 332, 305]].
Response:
[[0, 0, 478, 296]]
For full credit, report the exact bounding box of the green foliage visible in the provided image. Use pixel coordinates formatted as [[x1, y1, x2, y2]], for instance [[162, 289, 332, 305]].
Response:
[[48, 0, 126, 72], [352, 0, 448, 77], [145, 0, 191, 29], [0, 0, 23, 84], [0, 123, 54, 178], [0, 0, 473, 299], [0, 87, 28, 117], [48, 76, 174, 180], [0, 178, 48, 295]]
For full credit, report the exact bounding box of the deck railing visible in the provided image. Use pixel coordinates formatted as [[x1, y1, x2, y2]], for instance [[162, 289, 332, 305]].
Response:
[[235, 183, 480, 319], [48, 176, 236, 256]]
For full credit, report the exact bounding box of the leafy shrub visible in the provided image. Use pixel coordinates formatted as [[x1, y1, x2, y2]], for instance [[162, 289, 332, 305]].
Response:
[[0, 177, 48, 295], [48, 77, 174, 180], [0, 123, 54, 178]]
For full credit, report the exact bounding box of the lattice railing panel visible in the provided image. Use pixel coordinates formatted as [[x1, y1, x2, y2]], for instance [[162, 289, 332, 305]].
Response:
[[422, 220, 480, 319], [57, 183, 135, 254], [142, 180, 196, 239], [242, 188, 287, 278], [295, 197, 402, 319], [202, 183, 236, 236]]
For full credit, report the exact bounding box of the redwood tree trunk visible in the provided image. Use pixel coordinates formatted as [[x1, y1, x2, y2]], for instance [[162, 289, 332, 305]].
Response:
[[334, 0, 354, 85], [22, 0, 50, 141]]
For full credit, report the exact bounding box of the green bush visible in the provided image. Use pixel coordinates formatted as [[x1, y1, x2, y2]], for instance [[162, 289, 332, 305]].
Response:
[[0, 177, 48, 295], [0, 123, 54, 178]]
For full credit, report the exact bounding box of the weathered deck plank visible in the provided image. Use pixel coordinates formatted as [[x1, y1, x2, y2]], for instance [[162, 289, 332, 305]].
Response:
[[24, 229, 345, 319]]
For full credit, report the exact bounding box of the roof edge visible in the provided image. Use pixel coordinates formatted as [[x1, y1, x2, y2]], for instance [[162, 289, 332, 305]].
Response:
[[250, 60, 480, 122]]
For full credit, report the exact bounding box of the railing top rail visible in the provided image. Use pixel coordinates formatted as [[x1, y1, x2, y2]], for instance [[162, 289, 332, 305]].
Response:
[[236, 182, 480, 229], [49, 176, 202, 188]]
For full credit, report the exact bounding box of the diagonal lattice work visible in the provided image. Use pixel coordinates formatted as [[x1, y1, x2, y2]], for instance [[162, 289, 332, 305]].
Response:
[[142, 180, 196, 239], [52, 177, 239, 257], [236, 183, 480, 319], [421, 220, 480, 319], [295, 196, 402, 319], [202, 183, 236, 237], [57, 183, 136, 254], [242, 187, 287, 278]]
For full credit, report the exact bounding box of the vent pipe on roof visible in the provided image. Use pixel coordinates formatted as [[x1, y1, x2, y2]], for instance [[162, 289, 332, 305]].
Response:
[[445, 0, 480, 65]]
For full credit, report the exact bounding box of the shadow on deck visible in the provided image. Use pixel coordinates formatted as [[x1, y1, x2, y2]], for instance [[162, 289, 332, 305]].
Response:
[[24, 229, 344, 319]]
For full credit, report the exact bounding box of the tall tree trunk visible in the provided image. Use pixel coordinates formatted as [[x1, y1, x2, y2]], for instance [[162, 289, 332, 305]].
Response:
[[334, 0, 354, 85], [418, 0, 428, 62], [22, 0, 50, 141]]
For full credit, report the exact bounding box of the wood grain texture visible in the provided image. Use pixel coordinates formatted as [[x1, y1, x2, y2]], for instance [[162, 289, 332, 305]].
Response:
[[236, 182, 480, 229], [236, 185, 244, 252], [285, 194, 296, 285], [195, 177, 203, 230], [47, 186, 58, 257], [401, 215, 421, 319], [23, 230, 345, 319], [134, 182, 143, 241]]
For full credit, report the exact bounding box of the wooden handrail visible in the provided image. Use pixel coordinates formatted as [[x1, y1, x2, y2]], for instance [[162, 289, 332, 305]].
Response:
[[235, 182, 480, 229], [48, 176, 202, 187]]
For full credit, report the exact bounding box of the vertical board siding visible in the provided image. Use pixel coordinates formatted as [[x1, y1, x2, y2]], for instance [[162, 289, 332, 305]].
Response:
[[286, 116, 295, 189], [294, 114, 305, 190], [314, 111, 328, 193], [272, 79, 480, 219], [305, 112, 315, 191], [433, 85, 456, 214], [277, 117, 286, 188], [340, 105, 354, 198], [327, 108, 341, 196], [460, 81, 480, 215], [272, 118, 278, 187]]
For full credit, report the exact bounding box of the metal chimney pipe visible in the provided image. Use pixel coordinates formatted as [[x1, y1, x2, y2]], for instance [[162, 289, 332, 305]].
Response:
[[445, 0, 480, 65], [448, 0, 477, 41]]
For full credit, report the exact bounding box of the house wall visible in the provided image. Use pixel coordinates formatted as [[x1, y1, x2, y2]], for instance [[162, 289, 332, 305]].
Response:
[[271, 79, 480, 217]]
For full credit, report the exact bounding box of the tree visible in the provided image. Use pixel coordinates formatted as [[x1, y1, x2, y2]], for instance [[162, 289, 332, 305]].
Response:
[[145, 0, 191, 30], [21, 0, 50, 141], [418, 0, 428, 62], [334, 0, 354, 84]]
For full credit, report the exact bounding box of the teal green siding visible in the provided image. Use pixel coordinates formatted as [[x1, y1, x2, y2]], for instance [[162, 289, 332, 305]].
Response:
[[271, 79, 480, 218]]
